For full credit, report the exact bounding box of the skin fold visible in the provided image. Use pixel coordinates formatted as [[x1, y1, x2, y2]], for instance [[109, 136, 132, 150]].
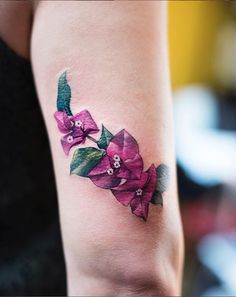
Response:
[[1, 1, 184, 295]]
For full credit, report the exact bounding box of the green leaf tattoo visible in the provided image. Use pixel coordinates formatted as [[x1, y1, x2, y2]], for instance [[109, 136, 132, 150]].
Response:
[[57, 71, 73, 116], [70, 147, 105, 177], [151, 164, 170, 206], [151, 191, 163, 206], [97, 125, 113, 149], [156, 164, 170, 193]]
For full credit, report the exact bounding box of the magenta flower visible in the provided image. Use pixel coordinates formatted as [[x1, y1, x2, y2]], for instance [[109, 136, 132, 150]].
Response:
[[88, 129, 143, 189], [111, 164, 157, 220], [54, 110, 99, 155]]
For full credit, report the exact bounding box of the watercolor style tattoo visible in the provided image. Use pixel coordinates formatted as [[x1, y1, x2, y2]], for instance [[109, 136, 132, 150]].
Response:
[[54, 71, 170, 221]]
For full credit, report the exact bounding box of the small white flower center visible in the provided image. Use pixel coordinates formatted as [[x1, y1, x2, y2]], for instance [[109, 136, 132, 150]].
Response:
[[75, 120, 82, 127], [67, 135, 74, 143], [107, 168, 114, 175], [136, 189, 143, 196], [113, 154, 120, 162], [113, 161, 120, 169]]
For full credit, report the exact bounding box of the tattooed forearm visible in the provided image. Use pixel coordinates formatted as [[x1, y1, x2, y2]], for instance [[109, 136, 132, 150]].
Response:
[[54, 71, 170, 221]]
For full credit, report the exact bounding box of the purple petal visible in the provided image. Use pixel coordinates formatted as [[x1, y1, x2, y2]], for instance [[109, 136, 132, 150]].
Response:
[[54, 111, 73, 133], [111, 190, 135, 206], [113, 165, 157, 220], [63, 112, 74, 130], [107, 129, 139, 161], [73, 110, 99, 134], [112, 172, 149, 192], [88, 155, 111, 175], [116, 165, 130, 179], [130, 164, 157, 220], [130, 198, 149, 221], [61, 133, 84, 155], [88, 156, 121, 189], [123, 153, 143, 179], [142, 164, 157, 202], [89, 173, 121, 189], [71, 126, 84, 138]]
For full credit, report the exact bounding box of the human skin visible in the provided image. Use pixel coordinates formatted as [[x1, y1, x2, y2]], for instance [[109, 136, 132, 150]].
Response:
[[0, 0, 32, 58], [1, 1, 184, 295]]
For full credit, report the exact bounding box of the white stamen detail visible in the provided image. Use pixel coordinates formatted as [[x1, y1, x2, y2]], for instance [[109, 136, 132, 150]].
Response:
[[120, 178, 127, 185], [114, 161, 120, 168], [107, 168, 114, 175], [136, 189, 143, 196], [113, 154, 120, 162], [67, 135, 74, 143], [75, 120, 82, 127]]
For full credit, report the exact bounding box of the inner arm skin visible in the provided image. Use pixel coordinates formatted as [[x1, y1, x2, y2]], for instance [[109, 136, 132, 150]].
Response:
[[31, 2, 184, 296]]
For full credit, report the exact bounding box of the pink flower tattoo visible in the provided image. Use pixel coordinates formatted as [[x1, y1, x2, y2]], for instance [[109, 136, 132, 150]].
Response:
[[54, 110, 99, 155], [54, 71, 170, 221], [112, 164, 157, 221], [88, 129, 143, 189]]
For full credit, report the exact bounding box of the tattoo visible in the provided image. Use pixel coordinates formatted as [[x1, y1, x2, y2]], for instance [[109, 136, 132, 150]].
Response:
[[54, 71, 169, 221]]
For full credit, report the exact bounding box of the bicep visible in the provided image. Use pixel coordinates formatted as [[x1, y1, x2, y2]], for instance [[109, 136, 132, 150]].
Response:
[[31, 2, 183, 295]]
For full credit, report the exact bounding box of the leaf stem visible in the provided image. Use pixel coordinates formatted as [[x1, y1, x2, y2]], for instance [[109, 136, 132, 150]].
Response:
[[87, 135, 98, 143]]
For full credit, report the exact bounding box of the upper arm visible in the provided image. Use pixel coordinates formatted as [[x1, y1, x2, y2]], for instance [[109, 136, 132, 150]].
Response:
[[31, 2, 183, 295]]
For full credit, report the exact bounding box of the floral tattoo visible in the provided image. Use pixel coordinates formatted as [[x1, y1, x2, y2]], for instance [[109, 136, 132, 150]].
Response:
[[54, 71, 170, 221]]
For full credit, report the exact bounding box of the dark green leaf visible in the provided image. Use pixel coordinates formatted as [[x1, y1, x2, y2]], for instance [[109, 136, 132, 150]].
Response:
[[70, 147, 105, 177], [97, 125, 113, 149], [156, 164, 170, 193], [57, 71, 73, 116], [151, 191, 163, 206]]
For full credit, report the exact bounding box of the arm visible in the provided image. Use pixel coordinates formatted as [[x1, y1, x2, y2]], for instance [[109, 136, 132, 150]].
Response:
[[31, 2, 183, 295]]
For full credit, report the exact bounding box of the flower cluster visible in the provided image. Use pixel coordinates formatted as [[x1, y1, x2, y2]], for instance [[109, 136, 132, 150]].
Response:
[[88, 129, 157, 221], [55, 109, 157, 220], [54, 71, 167, 221]]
